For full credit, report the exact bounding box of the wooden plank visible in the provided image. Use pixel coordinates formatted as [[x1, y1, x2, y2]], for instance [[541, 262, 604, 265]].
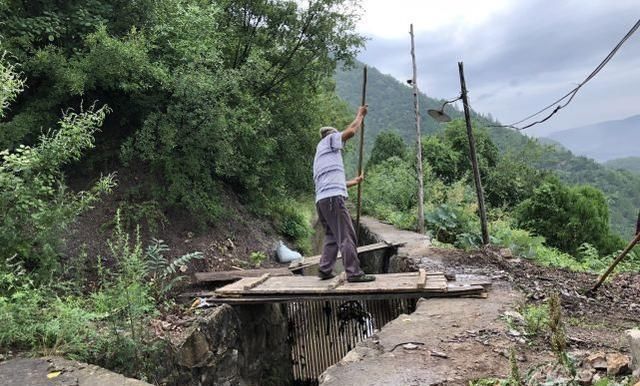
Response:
[[206, 285, 486, 304], [243, 273, 270, 290], [327, 272, 346, 290], [417, 268, 427, 289], [215, 272, 452, 296], [289, 242, 405, 270], [194, 268, 292, 284]]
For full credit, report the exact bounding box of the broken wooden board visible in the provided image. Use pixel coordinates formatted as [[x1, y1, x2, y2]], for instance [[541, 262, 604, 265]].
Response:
[[289, 241, 405, 271], [193, 267, 293, 285], [417, 268, 427, 289]]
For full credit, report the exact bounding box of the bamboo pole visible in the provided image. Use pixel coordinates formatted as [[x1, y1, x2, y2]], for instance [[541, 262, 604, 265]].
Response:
[[590, 231, 640, 293], [409, 24, 425, 234], [355, 66, 367, 243], [458, 62, 489, 245]]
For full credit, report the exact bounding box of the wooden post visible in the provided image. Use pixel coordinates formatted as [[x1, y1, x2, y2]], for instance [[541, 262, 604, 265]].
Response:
[[355, 65, 367, 242], [458, 62, 489, 245], [410, 24, 425, 234], [590, 232, 640, 293]]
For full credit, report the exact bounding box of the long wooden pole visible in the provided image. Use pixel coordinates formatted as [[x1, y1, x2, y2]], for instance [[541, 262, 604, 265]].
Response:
[[458, 62, 489, 245], [410, 24, 425, 234], [590, 231, 640, 293], [355, 65, 367, 242]]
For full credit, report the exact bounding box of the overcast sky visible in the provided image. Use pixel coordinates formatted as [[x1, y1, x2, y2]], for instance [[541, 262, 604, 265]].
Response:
[[355, 0, 640, 136]]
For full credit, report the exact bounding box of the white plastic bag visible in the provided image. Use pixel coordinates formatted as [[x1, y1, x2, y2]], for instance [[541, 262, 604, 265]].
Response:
[[276, 240, 303, 263]]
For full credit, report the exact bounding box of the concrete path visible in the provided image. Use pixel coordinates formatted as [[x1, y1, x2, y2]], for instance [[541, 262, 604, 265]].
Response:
[[320, 216, 525, 386], [0, 357, 151, 386]]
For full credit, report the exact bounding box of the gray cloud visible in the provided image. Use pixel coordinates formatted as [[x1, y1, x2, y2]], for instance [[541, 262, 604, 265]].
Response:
[[358, 0, 640, 136]]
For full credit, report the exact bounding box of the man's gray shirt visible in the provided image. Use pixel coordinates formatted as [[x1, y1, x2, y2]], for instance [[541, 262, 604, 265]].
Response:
[[313, 132, 347, 203]]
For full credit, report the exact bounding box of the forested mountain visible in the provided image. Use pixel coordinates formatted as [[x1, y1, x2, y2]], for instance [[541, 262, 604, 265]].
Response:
[[545, 115, 640, 162], [604, 157, 640, 175], [334, 63, 640, 237], [334, 62, 496, 150]]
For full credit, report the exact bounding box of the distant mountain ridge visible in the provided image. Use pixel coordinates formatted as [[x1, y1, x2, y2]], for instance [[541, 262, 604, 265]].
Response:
[[604, 156, 640, 175], [545, 115, 640, 162]]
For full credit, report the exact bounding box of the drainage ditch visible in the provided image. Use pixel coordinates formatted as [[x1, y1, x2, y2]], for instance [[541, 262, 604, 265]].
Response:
[[171, 223, 418, 386], [284, 223, 418, 385]]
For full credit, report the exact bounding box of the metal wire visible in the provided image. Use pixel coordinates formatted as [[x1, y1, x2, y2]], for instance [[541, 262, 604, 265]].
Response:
[[490, 17, 640, 131]]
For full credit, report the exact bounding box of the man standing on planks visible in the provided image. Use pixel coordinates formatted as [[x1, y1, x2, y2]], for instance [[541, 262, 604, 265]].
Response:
[[313, 105, 375, 283]]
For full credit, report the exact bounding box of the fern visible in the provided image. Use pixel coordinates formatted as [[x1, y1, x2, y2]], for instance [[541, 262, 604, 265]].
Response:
[[144, 238, 170, 276], [162, 252, 203, 276], [142, 239, 203, 297]]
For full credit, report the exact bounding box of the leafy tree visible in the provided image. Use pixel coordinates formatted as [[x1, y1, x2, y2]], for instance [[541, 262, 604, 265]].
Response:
[[515, 178, 623, 255], [421, 135, 460, 183], [443, 119, 499, 180], [484, 154, 548, 209], [1, 0, 365, 222], [367, 130, 406, 169]]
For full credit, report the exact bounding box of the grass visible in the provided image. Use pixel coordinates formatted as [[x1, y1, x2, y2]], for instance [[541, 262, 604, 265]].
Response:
[[520, 303, 550, 337]]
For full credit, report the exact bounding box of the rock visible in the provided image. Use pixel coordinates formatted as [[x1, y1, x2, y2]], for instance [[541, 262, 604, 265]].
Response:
[[585, 352, 607, 370], [626, 328, 640, 372], [508, 329, 522, 337], [503, 310, 525, 323], [403, 343, 418, 350], [499, 248, 514, 259], [430, 350, 448, 359], [575, 368, 595, 385], [169, 304, 292, 386], [606, 352, 631, 376]]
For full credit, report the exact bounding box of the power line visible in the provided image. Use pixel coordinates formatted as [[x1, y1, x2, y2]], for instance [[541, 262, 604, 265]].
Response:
[[493, 17, 640, 131]]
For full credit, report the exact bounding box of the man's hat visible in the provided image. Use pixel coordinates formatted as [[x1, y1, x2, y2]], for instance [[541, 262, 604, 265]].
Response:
[[319, 126, 338, 138]]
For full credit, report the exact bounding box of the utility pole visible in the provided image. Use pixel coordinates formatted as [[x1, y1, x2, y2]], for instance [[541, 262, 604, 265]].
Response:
[[458, 61, 489, 245], [409, 24, 425, 234], [355, 66, 367, 242]]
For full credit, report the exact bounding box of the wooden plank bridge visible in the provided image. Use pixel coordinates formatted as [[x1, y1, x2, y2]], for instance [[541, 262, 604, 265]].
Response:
[[201, 269, 486, 304], [185, 242, 489, 305]]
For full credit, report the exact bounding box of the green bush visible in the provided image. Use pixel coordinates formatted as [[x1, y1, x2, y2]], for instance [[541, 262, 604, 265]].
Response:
[[0, 77, 114, 278], [490, 220, 545, 259], [362, 156, 418, 230], [0, 211, 206, 380], [521, 303, 549, 337], [367, 130, 407, 170], [516, 178, 623, 256], [421, 135, 461, 183], [268, 197, 314, 254]]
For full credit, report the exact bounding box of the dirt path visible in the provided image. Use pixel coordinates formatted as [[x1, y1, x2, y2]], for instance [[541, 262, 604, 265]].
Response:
[[320, 216, 639, 386]]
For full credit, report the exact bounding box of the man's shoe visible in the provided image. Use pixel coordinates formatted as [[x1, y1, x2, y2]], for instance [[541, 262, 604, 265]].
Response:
[[318, 270, 336, 280], [347, 274, 376, 283]]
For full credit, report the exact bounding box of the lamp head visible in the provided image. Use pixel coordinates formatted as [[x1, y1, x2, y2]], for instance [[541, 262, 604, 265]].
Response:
[[427, 109, 452, 123]]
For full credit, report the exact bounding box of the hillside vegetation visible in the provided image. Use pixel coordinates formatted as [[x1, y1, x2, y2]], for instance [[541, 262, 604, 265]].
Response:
[[605, 156, 640, 175], [0, 0, 361, 380], [335, 63, 640, 238]]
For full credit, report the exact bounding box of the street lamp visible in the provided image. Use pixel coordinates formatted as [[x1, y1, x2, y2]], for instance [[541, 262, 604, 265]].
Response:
[[426, 96, 461, 123]]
